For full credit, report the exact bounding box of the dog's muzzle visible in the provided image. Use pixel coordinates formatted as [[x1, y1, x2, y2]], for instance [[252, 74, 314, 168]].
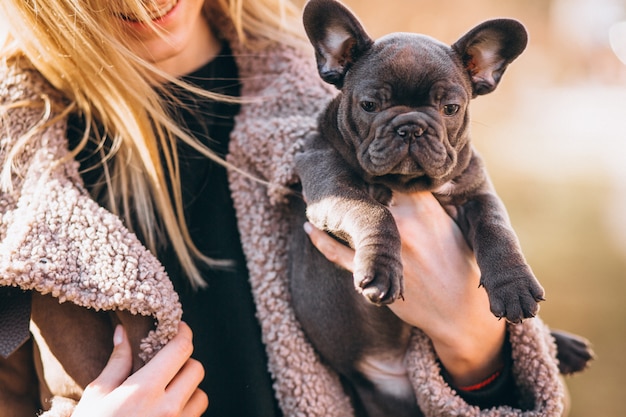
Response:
[[363, 111, 454, 179]]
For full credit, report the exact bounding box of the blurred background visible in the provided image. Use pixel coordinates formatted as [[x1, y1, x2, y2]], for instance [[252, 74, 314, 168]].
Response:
[[320, 0, 626, 416]]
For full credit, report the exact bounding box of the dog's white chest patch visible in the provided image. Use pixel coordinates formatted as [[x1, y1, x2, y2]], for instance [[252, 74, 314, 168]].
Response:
[[356, 354, 412, 399]]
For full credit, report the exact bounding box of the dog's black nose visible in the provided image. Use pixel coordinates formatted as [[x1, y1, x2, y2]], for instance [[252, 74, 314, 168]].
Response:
[[395, 124, 424, 140]]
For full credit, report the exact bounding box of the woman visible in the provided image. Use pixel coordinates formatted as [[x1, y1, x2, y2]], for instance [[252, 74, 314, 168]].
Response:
[[0, 0, 570, 416]]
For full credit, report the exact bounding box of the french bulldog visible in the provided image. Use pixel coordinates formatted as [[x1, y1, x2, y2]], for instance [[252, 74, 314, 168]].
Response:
[[289, 0, 593, 415]]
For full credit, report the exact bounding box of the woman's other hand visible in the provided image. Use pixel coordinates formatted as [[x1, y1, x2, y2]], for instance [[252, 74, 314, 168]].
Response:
[[304, 190, 506, 387], [72, 322, 208, 417]]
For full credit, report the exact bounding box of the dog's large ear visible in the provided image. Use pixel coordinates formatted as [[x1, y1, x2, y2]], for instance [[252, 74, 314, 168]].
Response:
[[303, 0, 373, 88], [452, 19, 528, 97]]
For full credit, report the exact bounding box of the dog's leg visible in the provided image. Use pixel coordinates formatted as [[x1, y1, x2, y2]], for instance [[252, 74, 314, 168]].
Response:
[[289, 194, 413, 415], [452, 185, 545, 323], [295, 139, 403, 305]]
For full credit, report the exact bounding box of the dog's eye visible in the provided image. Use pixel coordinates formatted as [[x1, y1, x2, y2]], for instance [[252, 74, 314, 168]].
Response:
[[442, 104, 460, 116], [360, 101, 378, 112]]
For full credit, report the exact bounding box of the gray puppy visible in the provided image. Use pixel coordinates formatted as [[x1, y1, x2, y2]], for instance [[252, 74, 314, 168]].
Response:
[[289, 0, 592, 415]]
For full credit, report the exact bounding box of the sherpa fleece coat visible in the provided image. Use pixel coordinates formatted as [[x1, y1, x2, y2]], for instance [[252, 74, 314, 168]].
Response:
[[0, 14, 566, 417]]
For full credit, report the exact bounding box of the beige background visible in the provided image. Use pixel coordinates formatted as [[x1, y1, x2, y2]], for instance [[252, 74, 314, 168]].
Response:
[[300, 0, 626, 416]]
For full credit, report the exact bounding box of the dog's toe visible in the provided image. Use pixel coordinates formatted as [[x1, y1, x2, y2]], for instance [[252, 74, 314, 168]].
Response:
[[489, 301, 507, 321], [502, 309, 524, 324], [520, 287, 542, 317], [529, 279, 546, 302], [354, 256, 403, 305], [355, 272, 384, 304], [488, 291, 538, 323], [362, 286, 387, 305]]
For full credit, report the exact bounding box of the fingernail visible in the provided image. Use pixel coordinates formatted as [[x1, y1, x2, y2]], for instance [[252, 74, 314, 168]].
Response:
[[113, 325, 124, 346], [303, 222, 313, 234]]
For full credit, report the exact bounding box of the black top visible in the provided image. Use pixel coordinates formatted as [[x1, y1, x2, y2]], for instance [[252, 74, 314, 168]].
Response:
[[68, 45, 281, 417]]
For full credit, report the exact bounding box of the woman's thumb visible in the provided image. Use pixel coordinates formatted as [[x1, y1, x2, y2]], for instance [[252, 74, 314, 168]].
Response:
[[85, 325, 133, 395]]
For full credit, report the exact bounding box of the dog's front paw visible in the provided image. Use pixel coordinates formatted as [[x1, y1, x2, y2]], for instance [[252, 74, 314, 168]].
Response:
[[481, 267, 545, 323], [354, 253, 403, 305]]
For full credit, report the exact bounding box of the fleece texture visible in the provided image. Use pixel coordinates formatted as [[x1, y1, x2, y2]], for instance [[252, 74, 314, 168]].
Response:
[[0, 11, 565, 417], [0, 61, 181, 363], [0, 58, 182, 416]]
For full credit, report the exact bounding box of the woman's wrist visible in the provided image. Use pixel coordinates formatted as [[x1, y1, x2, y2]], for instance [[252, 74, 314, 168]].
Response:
[[421, 273, 506, 387], [430, 316, 506, 388], [442, 333, 519, 409]]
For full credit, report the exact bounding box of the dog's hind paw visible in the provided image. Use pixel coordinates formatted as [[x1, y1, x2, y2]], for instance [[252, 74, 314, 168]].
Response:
[[552, 329, 594, 375]]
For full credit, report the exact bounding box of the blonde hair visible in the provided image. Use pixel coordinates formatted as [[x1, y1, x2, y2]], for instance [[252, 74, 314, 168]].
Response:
[[0, 0, 306, 288]]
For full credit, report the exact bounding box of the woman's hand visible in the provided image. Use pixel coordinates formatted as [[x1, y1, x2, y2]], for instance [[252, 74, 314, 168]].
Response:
[[72, 322, 208, 417], [304, 190, 506, 387]]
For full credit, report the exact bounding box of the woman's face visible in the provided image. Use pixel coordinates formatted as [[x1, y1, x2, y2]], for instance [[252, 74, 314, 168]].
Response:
[[108, 0, 219, 75]]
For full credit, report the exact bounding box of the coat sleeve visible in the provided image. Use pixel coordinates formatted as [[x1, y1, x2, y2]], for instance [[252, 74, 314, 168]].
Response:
[[0, 61, 182, 417], [405, 318, 566, 416], [0, 63, 181, 360]]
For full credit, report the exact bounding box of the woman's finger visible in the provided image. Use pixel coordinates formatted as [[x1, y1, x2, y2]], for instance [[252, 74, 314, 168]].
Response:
[[128, 322, 194, 389], [304, 222, 355, 272], [83, 325, 133, 397], [180, 389, 210, 417], [165, 358, 206, 409], [74, 322, 207, 417]]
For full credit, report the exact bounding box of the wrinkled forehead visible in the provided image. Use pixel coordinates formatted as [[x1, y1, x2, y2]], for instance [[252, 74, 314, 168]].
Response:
[[346, 33, 469, 96], [377, 33, 459, 77]]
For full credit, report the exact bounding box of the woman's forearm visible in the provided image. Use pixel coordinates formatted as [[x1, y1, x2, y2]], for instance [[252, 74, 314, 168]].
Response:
[[388, 191, 506, 387]]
